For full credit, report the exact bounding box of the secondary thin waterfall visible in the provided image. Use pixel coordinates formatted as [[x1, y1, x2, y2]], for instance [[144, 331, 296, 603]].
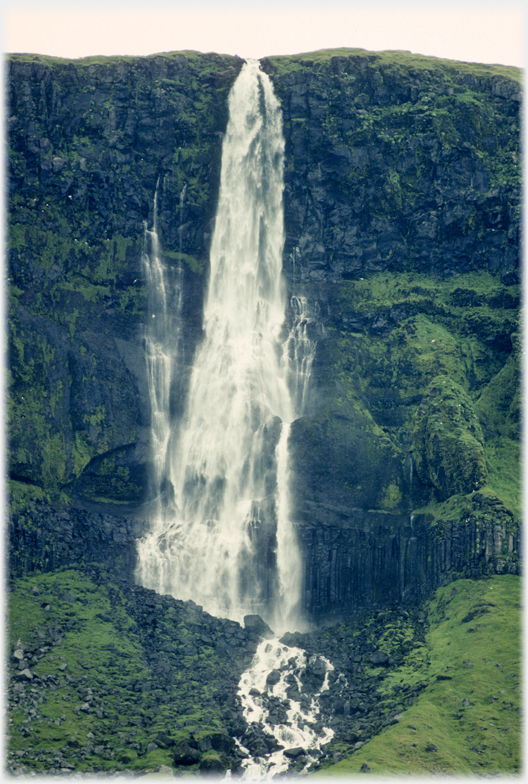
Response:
[[136, 60, 314, 634], [141, 187, 183, 514]]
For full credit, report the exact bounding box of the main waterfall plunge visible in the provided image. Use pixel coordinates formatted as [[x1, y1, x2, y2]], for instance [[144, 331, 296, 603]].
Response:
[[136, 60, 314, 636], [136, 58, 336, 779]]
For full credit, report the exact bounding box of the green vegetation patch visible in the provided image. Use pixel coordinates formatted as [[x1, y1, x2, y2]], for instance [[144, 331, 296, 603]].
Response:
[[319, 269, 519, 522], [265, 48, 521, 84], [6, 567, 245, 776], [412, 375, 487, 498], [316, 574, 521, 776], [328, 271, 518, 415]]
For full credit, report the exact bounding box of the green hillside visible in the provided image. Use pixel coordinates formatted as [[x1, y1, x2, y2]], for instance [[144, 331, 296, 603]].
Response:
[[315, 574, 522, 776]]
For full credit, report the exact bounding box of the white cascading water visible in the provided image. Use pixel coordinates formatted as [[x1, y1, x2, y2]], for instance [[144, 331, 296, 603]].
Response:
[[136, 59, 316, 635], [141, 188, 182, 514], [238, 640, 336, 777]]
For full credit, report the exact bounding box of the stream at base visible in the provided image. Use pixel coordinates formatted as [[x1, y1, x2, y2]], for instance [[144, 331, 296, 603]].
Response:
[[234, 638, 342, 778]]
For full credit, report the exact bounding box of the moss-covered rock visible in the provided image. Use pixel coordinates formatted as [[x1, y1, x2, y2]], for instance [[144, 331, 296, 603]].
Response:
[[5, 565, 258, 776], [412, 376, 487, 498]]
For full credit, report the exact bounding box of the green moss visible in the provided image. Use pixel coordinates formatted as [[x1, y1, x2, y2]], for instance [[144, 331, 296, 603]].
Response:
[[317, 575, 521, 776], [8, 480, 48, 513], [413, 375, 487, 498], [84, 405, 105, 429], [380, 482, 402, 510], [476, 353, 520, 440], [61, 276, 111, 303], [71, 432, 94, 478], [329, 272, 516, 412], [480, 439, 521, 520], [163, 249, 205, 275]]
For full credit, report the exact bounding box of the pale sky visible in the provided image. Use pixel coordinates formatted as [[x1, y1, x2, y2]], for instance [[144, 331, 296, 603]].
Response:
[[4, 0, 525, 68]]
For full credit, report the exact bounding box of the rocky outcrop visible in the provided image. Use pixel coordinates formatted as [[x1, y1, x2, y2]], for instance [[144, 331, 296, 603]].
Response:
[[299, 491, 519, 621], [8, 500, 149, 581], [7, 49, 521, 619], [263, 51, 521, 286]]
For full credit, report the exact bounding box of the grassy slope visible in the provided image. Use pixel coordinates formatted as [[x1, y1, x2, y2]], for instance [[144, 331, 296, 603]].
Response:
[[315, 574, 522, 776], [7, 570, 521, 777], [6, 568, 231, 774]]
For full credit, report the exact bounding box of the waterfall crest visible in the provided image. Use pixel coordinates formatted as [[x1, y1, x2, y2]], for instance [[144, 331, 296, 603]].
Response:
[[137, 60, 312, 634]]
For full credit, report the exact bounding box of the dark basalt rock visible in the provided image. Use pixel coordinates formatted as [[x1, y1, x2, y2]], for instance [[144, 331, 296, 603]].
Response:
[[284, 746, 306, 759], [266, 669, 282, 686], [244, 614, 275, 639], [172, 740, 201, 766], [8, 499, 149, 581]]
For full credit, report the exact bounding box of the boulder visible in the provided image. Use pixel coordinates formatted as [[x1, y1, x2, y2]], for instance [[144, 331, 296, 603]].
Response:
[[199, 754, 226, 775], [266, 669, 281, 687], [172, 740, 201, 766], [369, 651, 390, 666], [243, 614, 274, 639], [284, 747, 306, 759], [197, 732, 235, 754]]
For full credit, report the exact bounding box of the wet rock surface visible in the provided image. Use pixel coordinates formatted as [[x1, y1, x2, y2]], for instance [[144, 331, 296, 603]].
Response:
[[272, 608, 430, 772], [9, 499, 149, 580]]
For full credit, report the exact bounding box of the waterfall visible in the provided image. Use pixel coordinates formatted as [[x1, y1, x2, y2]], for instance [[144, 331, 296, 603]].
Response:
[[136, 60, 312, 634], [283, 296, 318, 417]]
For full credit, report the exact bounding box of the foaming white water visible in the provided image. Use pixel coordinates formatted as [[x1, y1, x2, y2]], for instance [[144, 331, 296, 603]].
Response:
[[238, 639, 334, 777], [283, 296, 317, 416], [137, 60, 313, 633], [271, 424, 301, 634]]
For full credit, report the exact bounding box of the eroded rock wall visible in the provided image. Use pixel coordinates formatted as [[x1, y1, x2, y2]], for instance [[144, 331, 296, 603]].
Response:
[[7, 51, 243, 505]]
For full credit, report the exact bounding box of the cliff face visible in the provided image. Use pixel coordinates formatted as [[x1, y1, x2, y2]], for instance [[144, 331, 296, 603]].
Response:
[[7, 51, 243, 508], [7, 49, 521, 619], [261, 50, 521, 617]]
